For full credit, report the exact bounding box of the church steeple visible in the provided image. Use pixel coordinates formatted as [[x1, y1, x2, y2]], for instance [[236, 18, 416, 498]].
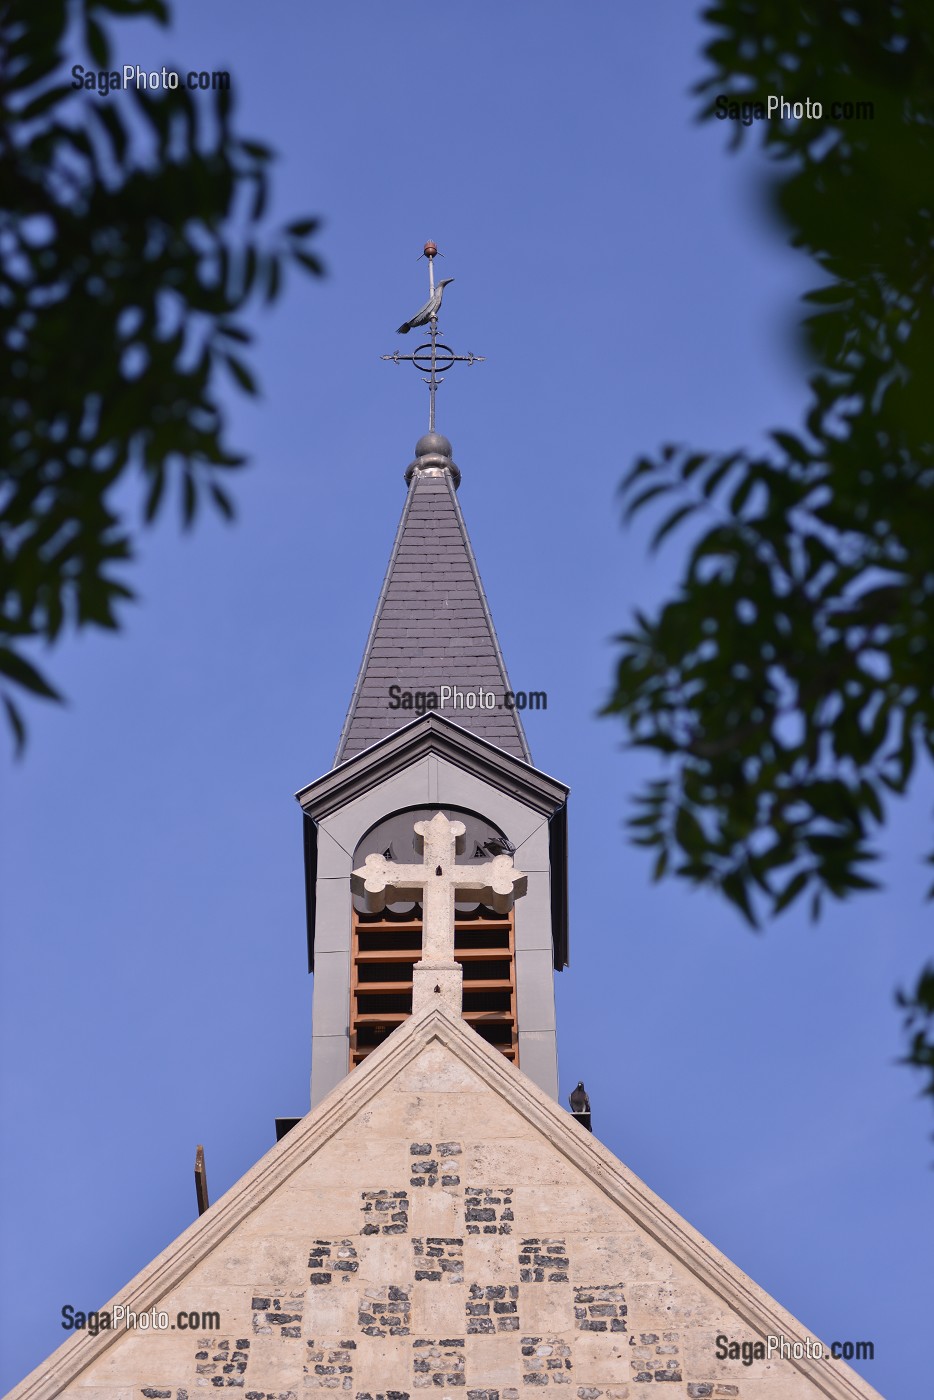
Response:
[[335, 431, 531, 764], [297, 246, 568, 1109]]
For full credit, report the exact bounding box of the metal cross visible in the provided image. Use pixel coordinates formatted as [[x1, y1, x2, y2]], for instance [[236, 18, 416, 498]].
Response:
[[382, 242, 485, 433], [352, 813, 526, 1012]]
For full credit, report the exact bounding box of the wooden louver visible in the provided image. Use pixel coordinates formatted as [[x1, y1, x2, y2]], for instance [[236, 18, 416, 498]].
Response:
[[350, 901, 518, 1068]]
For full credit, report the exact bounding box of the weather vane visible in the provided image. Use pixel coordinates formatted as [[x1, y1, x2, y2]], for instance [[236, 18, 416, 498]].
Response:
[[382, 242, 485, 432]]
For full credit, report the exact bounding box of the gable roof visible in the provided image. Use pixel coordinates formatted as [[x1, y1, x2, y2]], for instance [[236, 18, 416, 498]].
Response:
[[11, 1006, 881, 1400], [335, 469, 531, 765], [298, 712, 570, 971]]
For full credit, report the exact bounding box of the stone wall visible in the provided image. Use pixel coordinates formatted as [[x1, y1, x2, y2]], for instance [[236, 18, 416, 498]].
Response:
[[39, 1037, 868, 1400]]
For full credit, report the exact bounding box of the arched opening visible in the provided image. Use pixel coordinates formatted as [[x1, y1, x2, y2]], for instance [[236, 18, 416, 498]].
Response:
[[350, 806, 518, 1068]]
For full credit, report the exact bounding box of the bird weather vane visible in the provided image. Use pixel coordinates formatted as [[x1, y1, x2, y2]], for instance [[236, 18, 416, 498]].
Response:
[[382, 241, 485, 432]]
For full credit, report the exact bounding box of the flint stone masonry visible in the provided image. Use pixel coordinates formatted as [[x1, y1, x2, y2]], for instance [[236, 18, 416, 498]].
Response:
[[520, 1337, 573, 1385], [465, 1284, 520, 1334], [410, 1140, 462, 1189], [28, 1027, 881, 1400], [412, 1338, 465, 1389], [465, 1186, 513, 1235], [194, 1337, 251, 1385], [518, 1240, 569, 1283], [628, 1331, 681, 1384], [413, 1236, 464, 1282], [360, 1190, 408, 1235], [573, 1285, 627, 1334], [252, 1294, 305, 1338], [357, 1287, 411, 1337], [308, 1241, 360, 1284], [303, 1340, 356, 1389]]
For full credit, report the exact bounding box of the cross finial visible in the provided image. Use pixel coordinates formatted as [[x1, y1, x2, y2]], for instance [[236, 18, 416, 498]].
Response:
[[352, 812, 526, 1015], [382, 242, 485, 434]]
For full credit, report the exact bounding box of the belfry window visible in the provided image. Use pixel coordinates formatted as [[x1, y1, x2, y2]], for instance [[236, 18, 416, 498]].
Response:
[[350, 807, 518, 1068]]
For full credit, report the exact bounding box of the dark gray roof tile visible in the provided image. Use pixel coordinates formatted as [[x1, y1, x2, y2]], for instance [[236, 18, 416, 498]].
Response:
[[335, 470, 530, 764]]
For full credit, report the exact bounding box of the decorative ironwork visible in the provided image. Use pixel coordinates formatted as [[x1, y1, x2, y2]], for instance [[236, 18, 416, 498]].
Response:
[[382, 242, 485, 432]]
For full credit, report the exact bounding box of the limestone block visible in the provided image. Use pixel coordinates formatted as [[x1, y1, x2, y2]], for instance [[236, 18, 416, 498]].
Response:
[[350, 1091, 442, 1141], [463, 1328, 529, 1387], [512, 1184, 622, 1236], [517, 1283, 575, 1337], [239, 1185, 366, 1239], [680, 1326, 784, 1383], [79, 1331, 191, 1387], [354, 1234, 412, 1289], [429, 1090, 537, 1142], [392, 1043, 487, 1094], [189, 1230, 308, 1289], [459, 1138, 571, 1188], [409, 1277, 468, 1337], [461, 1236, 520, 1286], [407, 1182, 461, 1239], [627, 1278, 736, 1331], [570, 1232, 677, 1287], [570, 1328, 631, 1385], [302, 1281, 357, 1338]]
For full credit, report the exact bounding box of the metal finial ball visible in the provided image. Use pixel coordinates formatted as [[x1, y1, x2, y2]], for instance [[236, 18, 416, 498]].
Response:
[[423, 241, 438, 258], [415, 432, 452, 459]]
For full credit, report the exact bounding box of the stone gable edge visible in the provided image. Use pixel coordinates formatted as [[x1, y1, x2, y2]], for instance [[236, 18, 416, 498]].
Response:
[[8, 1004, 881, 1400]]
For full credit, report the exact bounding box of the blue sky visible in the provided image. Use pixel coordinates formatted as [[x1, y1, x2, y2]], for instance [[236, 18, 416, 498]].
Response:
[[1, 3, 931, 1396]]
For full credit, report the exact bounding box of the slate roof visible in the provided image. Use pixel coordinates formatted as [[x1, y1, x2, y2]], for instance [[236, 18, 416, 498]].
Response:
[[335, 470, 531, 764]]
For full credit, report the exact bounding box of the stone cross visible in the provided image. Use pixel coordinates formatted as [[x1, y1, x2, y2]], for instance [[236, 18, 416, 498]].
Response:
[[352, 812, 526, 1014]]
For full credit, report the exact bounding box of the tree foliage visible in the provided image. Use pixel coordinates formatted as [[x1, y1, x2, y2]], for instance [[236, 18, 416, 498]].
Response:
[[0, 0, 323, 747], [604, 1, 934, 1099]]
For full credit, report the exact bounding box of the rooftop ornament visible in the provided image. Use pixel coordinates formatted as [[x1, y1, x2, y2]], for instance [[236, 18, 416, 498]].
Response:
[[382, 241, 485, 434]]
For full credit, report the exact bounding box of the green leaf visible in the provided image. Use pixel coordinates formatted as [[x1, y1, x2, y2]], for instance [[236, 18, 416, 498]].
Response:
[[651, 503, 696, 551], [144, 467, 166, 522], [286, 218, 320, 237], [18, 84, 74, 120], [210, 483, 235, 520], [87, 17, 110, 67], [774, 869, 809, 914], [3, 696, 27, 756], [293, 249, 324, 277], [223, 353, 258, 395], [183, 472, 197, 527], [771, 431, 811, 465], [0, 649, 63, 702], [623, 481, 672, 523]]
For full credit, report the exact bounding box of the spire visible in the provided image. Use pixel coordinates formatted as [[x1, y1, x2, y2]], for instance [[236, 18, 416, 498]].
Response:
[[335, 245, 529, 766], [334, 437, 531, 764]]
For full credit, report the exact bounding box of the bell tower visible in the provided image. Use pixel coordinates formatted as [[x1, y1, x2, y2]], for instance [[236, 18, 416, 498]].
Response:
[[296, 245, 569, 1107]]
